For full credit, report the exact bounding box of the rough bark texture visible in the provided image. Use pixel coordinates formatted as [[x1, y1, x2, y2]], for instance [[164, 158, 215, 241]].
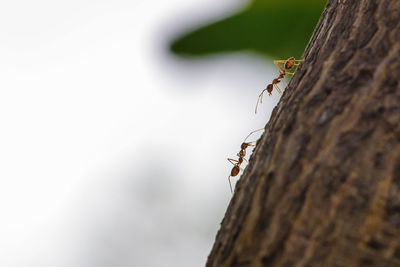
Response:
[[207, 0, 400, 266]]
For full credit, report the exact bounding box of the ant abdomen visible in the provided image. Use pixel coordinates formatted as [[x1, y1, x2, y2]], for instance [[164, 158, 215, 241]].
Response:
[[230, 166, 240, 177]]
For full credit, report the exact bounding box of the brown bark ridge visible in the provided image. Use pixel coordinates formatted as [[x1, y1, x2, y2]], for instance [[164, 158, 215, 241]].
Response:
[[207, 0, 400, 266]]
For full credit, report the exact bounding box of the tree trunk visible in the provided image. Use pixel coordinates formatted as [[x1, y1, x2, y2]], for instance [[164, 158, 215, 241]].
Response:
[[207, 0, 400, 266]]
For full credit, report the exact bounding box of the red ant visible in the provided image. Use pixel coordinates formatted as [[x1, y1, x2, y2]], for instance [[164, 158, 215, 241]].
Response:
[[255, 57, 303, 113], [227, 129, 263, 194]]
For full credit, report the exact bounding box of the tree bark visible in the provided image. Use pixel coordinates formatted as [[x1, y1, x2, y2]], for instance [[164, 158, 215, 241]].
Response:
[[207, 0, 400, 266]]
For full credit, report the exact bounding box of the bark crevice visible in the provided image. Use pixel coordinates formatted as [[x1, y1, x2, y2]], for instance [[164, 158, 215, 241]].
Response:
[[207, 1, 400, 266]]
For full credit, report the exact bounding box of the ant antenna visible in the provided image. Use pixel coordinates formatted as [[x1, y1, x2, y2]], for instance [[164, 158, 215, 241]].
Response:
[[243, 128, 264, 143]]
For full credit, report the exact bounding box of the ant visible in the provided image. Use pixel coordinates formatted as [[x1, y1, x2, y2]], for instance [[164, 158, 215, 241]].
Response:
[[255, 57, 303, 113], [227, 128, 263, 194]]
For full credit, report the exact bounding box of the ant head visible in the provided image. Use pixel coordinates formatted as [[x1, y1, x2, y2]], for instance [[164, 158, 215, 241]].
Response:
[[241, 142, 255, 150], [240, 143, 248, 150], [285, 57, 295, 70]]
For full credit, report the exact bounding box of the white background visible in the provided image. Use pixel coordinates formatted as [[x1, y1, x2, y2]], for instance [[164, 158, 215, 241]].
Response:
[[0, 0, 280, 266]]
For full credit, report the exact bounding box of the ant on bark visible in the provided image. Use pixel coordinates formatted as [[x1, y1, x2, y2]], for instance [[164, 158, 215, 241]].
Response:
[[227, 129, 263, 194], [255, 57, 303, 113]]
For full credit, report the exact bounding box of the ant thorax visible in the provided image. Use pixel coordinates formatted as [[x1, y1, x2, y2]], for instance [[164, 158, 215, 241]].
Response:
[[237, 150, 246, 158]]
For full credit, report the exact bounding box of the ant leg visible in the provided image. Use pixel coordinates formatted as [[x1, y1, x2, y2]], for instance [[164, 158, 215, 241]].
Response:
[[293, 59, 304, 66], [273, 60, 286, 73], [259, 89, 266, 104], [227, 158, 239, 166], [274, 84, 282, 95], [228, 176, 233, 194], [275, 59, 302, 66]]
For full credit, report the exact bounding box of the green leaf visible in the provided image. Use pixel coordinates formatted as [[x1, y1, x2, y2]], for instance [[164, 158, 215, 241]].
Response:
[[170, 0, 327, 59]]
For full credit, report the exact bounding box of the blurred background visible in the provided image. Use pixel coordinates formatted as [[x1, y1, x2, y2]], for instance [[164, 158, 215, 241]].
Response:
[[0, 0, 325, 266]]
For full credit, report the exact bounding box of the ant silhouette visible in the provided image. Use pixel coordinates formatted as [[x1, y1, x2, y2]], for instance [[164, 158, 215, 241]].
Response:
[[255, 57, 303, 113], [227, 128, 264, 194]]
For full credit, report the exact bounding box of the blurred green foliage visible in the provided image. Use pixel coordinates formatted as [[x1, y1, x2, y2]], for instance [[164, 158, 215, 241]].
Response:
[[170, 0, 327, 59]]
